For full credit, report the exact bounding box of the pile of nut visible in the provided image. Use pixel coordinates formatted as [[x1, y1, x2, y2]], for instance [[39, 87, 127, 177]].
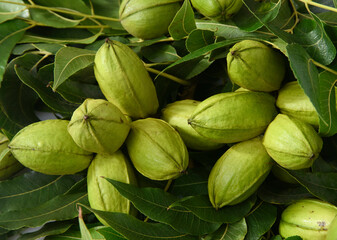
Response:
[[1, 0, 336, 239]]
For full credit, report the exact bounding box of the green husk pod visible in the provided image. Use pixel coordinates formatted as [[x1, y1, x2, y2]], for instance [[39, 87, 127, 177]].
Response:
[[208, 136, 273, 209], [67, 98, 130, 155], [327, 214, 337, 240], [126, 118, 189, 181], [191, 0, 243, 21], [161, 99, 224, 151], [227, 40, 286, 92], [119, 0, 182, 39], [279, 199, 337, 240], [188, 91, 277, 143], [87, 151, 136, 226], [276, 81, 319, 128], [94, 39, 159, 119], [0, 134, 23, 180], [8, 120, 94, 175], [263, 114, 323, 170]]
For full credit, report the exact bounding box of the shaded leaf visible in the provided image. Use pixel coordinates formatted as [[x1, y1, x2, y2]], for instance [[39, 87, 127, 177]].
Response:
[[90, 0, 124, 30], [0, 53, 40, 127], [34, 43, 65, 54], [170, 195, 256, 224], [96, 227, 128, 240], [18, 221, 73, 240], [105, 179, 220, 236], [186, 29, 215, 53], [0, 109, 22, 139], [245, 202, 277, 240], [287, 170, 337, 205], [80, 204, 198, 240], [234, 0, 282, 32], [15, 63, 79, 116], [46, 225, 106, 240], [142, 43, 180, 63], [0, 178, 88, 230], [33, 0, 91, 14], [258, 177, 313, 205], [53, 46, 95, 91], [203, 218, 247, 240], [0, 171, 81, 214], [0, 19, 30, 83], [169, 0, 196, 40], [0, 0, 26, 23]]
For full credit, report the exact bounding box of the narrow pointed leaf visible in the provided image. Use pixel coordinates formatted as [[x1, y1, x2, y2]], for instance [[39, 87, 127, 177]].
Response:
[[0, 178, 88, 230], [79, 204, 198, 240], [203, 218, 247, 240], [79, 207, 93, 240], [53, 47, 95, 91], [169, 195, 256, 224], [0, 19, 29, 83], [169, 0, 196, 40], [0, 171, 81, 214], [18, 221, 73, 240], [245, 202, 277, 240], [45, 225, 106, 240], [104, 178, 220, 235]]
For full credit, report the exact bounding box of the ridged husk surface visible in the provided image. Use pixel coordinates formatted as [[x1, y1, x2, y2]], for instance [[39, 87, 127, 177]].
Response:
[[208, 136, 273, 209], [119, 0, 182, 39], [263, 114, 323, 170], [188, 91, 277, 143], [87, 151, 136, 226], [126, 118, 189, 181], [191, 0, 243, 20], [8, 119, 93, 175], [276, 81, 319, 128], [68, 98, 130, 155], [94, 40, 159, 119], [161, 99, 224, 151], [279, 199, 337, 240], [227, 40, 286, 92]]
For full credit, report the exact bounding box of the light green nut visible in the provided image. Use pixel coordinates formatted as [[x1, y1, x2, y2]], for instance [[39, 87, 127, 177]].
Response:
[[87, 151, 137, 226], [94, 39, 159, 119], [68, 98, 130, 155], [191, 0, 243, 21], [8, 119, 94, 175], [279, 199, 337, 240], [119, 0, 182, 39], [161, 99, 224, 151], [208, 136, 273, 209], [227, 40, 286, 92], [126, 118, 189, 181], [0, 133, 23, 180], [326, 214, 337, 240], [263, 114, 323, 170], [188, 91, 277, 143], [276, 81, 319, 128]]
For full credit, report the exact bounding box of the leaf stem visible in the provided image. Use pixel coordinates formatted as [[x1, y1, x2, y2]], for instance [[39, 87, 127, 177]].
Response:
[[0, 0, 120, 22], [297, 0, 337, 13], [145, 66, 191, 86], [284, 0, 299, 34], [311, 59, 337, 76]]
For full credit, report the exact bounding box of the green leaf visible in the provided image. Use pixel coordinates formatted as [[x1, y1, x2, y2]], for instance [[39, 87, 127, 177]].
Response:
[[0, 178, 89, 230], [0, 109, 22, 139], [79, 207, 93, 240], [53, 46, 95, 91], [96, 227, 127, 240], [170, 195, 256, 224], [0, 0, 26, 23], [195, 20, 272, 40], [317, 71, 337, 136], [18, 221, 73, 240], [14, 62, 79, 116], [186, 29, 215, 53], [203, 218, 247, 240], [169, 0, 196, 40], [287, 170, 337, 205], [46, 225, 106, 240], [104, 179, 221, 235], [32, 0, 91, 14], [245, 202, 277, 240], [258, 177, 313, 205], [34, 43, 65, 54], [90, 0, 124, 30], [79, 204, 198, 240], [0, 53, 40, 127], [141, 43, 180, 63], [20, 27, 102, 44], [0, 19, 30, 83], [234, 0, 282, 32], [29, 8, 82, 28], [0, 171, 82, 214]]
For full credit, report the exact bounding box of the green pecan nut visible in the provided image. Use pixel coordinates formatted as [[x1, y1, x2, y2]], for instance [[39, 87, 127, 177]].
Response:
[[191, 0, 243, 20]]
